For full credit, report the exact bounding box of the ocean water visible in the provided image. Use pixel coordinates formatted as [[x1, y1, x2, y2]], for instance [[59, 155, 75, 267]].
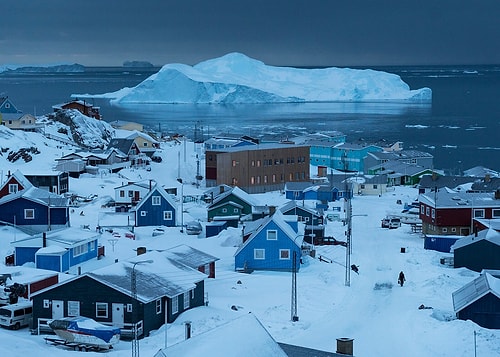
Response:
[[1, 65, 499, 173]]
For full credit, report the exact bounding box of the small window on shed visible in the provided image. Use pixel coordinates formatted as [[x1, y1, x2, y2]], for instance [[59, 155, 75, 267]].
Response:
[[96, 303, 108, 318]]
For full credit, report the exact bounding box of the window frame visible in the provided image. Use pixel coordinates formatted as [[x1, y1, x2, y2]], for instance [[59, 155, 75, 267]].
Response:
[[267, 230, 277, 240], [254, 249, 265, 260], [24, 209, 35, 220], [279, 249, 290, 260], [96, 302, 108, 318], [152, 195, 161, 206]]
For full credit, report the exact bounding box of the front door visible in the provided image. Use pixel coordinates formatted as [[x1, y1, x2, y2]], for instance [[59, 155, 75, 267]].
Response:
[[52, 300, 64, 319], [112, 303, 124, 327]]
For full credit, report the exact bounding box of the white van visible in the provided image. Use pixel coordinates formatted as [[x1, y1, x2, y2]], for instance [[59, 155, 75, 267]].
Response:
[[0, 302, 33, 330]]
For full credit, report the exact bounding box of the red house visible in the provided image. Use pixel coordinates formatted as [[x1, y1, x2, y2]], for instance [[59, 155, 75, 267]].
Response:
[[53, 99, 101, 119], [419, 189, 500, 236], [0, 170, 33, 199]]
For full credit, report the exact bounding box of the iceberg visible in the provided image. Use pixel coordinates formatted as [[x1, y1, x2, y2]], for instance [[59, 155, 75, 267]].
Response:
[[96, 53, 432, 104]]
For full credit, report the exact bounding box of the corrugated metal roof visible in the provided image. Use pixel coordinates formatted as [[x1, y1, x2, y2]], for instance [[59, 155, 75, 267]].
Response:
[[452, 273, 500, 312]]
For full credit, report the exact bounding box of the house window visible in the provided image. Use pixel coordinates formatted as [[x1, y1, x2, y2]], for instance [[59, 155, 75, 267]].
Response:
[[163, 211, 172, 220], [451, 228, 457, 233], [127, 304, 132, 313], [272, 174, 276, 183], [24, 209, 35, 220], [152, 196, 161, 205], [90, 241, 96, 251], [442, 228, 448, 233], [256, 176, 261, 184], [156, 299, 162, 314], [43, 300, 50, 308], [426, 207, 430, 216], [360, 184, 365, 189], [250, 177, 255, 184], [184, 292, 190, 309], [264, 175, 268, 183], [143, 142, 148, 147], [73, 243, 88, 257], [256, 160, 261, 167], [473, 209, 485, 218], [119, 190, 125, 197], [141, 211, 147, 216], [222, 208, 227, 213], [251, 160, 255, 167], [373, 184, 378, 189], [172, 296, 179, 314], [421, 205, 425, 214], [233, 208, 239, 213], [96, 303, 108, 318], [267, 230, 277, 240], [232, 160, 237, 167], [68, 301, 80, 316], [8, 184, 18, 193], [128, 190, 133, 197], [254, 249, 265, 260], [431, 209, 435, 219], [280, 249, 290, 260], [493, 209, 500, 218]]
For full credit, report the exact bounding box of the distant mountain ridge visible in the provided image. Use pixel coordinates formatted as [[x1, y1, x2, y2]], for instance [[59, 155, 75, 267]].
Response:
[[0, 63, 85, 73], [91, 52, 432, 104]]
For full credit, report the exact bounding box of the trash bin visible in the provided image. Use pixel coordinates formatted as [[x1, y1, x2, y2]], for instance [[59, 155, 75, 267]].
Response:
[[336, 337, 354, 355], [400, 247, 406, 253]]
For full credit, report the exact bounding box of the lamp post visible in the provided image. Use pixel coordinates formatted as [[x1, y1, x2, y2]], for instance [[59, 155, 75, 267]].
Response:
[[131, 260, 153, 357], [177, 178, 184, 233], [291, 234, 304, 322]]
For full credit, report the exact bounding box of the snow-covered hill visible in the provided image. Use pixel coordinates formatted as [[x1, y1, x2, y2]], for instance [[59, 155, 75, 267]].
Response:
[[90, 52, 432, 104]]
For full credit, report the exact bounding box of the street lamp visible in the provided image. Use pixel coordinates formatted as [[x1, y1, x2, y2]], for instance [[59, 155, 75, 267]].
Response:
[[177, 178, 184, 233], [291, 234, 305, 322], [131, 260, 153, 357]]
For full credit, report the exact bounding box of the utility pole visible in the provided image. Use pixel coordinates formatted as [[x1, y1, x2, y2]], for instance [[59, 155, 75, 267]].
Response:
[[291, 251, 298, 322]]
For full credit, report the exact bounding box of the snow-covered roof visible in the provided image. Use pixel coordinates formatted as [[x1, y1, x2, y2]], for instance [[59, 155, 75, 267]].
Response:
[[0, 186, 68, 207], [156, 313, 287, 356], [11, 227, 100, 248], [450, 228, 500, 251], [88, 250, 206, 302], [452, 273, 500, 312], [165, 244, 219, 268]]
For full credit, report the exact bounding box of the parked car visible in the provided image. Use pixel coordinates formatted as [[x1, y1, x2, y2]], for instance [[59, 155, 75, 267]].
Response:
[[185, 221, 202, 235], [381, 217, 401, 229], [0, 301, 32, 330]]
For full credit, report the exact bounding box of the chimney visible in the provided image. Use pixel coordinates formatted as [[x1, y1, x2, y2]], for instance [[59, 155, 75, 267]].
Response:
[[42, 232, 47, 248], [269, 206, 276, 216]]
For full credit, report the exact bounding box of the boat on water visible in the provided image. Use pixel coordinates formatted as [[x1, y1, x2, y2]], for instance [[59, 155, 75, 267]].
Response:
[[48, 316, 120, 349]]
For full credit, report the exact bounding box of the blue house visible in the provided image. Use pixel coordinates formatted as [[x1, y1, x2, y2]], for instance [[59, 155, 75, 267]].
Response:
[[11, 228, 100, 272], [279, 201, 325, 244], [0, 186, 70, 234], [234, 212, 303, 272], [132, 185, 177, 227], [0, 96, 22, 114]]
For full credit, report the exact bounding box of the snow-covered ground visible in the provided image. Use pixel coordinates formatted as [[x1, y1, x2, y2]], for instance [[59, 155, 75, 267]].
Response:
[[0, 126, 499, 356]]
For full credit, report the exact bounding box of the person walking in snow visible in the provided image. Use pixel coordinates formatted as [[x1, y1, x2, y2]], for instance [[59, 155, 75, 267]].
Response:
[[398, 271, 406, 287]]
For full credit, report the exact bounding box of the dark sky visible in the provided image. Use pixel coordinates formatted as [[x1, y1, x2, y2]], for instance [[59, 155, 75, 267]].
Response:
[[1, 0, 499, 67]]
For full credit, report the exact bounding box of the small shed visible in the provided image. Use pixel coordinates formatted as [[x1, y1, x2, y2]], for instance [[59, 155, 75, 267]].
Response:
[[451, 229, 500, 272], [424, 235, 461, 253], [205, 221, 228, 238], [452, 272, 500, 329], [11, 228, 100, 272]]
